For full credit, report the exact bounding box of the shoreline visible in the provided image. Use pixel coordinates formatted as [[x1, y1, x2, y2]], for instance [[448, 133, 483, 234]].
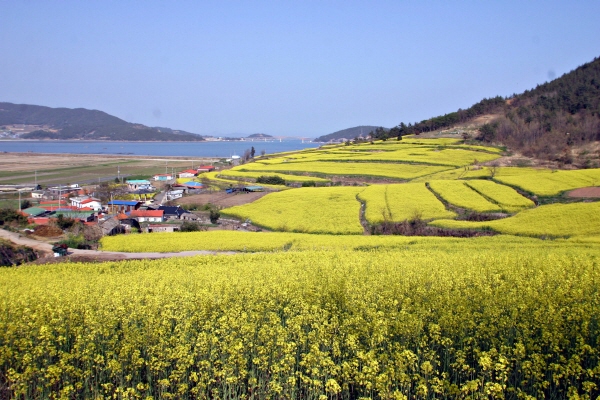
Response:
[[0, 151, 221, 162]]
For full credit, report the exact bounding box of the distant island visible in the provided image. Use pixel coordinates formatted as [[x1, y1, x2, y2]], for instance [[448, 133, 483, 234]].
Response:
[[0, 102, 204, 141], [247, 133, 273, 139]]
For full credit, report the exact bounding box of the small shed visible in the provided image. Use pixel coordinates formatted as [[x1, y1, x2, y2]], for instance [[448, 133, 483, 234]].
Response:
[[244, 186, 264, 192]]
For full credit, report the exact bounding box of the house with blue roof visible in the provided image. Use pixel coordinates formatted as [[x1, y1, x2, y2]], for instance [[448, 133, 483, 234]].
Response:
[[107, 200, 141, 213], [126, 180, 153, 191]]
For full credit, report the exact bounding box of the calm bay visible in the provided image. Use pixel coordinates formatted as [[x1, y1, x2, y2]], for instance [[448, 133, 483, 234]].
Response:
[[0, 139, 321, 158]]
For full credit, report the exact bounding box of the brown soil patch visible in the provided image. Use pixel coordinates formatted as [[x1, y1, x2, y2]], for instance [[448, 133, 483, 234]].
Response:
[[33, 225, 63, 237], [176, 191, 269, 208], [568, 187, 600, 198]]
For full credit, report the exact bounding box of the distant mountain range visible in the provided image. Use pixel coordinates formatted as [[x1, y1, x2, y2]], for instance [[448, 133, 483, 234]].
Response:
[[313, 126, 385, 142], [0, 102, 204, 141]]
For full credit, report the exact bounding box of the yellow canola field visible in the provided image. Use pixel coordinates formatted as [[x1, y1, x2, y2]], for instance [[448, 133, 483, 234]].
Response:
[[219, 169, 330, 183], [357, 183, 455, 224], [464, 179, 535, 212], [428, 180, 501, 212], [430, 201, 600, 237], [236, 161, 451, 180], [101, 230, 572, 253], [222, 186, 365, 234], [412, 166, 492, 181], [494, 167, 600, 196], [3, 248, 600, 399], [347, 147, 500, 166]]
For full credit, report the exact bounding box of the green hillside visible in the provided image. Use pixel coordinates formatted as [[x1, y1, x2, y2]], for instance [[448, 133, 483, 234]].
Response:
[[313, 125, 385, 142], [0, 102, 204, 141]]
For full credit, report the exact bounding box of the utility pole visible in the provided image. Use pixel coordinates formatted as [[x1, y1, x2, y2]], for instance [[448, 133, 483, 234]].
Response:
[[117, 166, 120, 182]]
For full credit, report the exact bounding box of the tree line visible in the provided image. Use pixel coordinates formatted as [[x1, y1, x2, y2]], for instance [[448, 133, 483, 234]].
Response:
[[369, 56, 600, 163]]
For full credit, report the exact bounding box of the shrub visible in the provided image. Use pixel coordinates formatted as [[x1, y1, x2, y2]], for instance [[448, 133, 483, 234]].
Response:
[[0, 209, 28, 227], [180, 221, 204, 232], [256, 175, 286, 185], [209, 209, 220, 224]]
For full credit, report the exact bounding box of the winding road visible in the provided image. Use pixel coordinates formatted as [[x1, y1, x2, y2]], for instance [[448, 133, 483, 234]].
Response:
[[0, 229, 235, 262]]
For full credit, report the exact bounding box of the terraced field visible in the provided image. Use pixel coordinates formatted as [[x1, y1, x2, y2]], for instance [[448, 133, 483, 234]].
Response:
[[6, 137, 600, 399]]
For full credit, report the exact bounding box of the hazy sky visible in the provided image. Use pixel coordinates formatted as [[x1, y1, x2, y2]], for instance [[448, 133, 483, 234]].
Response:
[[1, 1, 599, 137]]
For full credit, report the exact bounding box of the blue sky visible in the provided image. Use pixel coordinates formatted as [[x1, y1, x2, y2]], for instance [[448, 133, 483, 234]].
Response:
[[1, 1, 599, 137]]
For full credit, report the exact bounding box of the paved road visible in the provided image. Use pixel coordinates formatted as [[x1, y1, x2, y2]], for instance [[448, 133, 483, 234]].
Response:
[[0, 229, 235, 261]]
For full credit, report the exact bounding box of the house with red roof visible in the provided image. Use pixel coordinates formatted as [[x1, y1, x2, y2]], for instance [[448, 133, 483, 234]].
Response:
[[129, 209, 164, 223], [178, 169, 198, 178], [70, 196, 102, 211], [197, 165, 215, 172]]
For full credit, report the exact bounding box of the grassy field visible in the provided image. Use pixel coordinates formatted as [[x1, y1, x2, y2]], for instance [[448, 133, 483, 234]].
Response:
[[0, 153, 212, 185]]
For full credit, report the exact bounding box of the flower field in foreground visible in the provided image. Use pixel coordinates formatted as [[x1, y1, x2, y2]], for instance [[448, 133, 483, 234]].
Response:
[[430, 201, 600, 238], [2, 247, 600, 399], [357, 183, 455, 224], [222, 186, 365, 234], [493, 167, 600, 196], [427, 180, 502, 212], [101, 230, 567, 253]]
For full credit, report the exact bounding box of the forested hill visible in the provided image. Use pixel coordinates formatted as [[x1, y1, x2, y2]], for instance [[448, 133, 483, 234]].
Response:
[[0, 102, 204, 141], [485, 56, 600, 159], [313, 126, 384, 142], [368, 56, 600, 161]]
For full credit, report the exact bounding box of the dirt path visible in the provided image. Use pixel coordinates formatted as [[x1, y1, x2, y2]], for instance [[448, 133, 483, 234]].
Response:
[[176, 191, 268, 208], [568, 187, 600, 198], [0, 229, 235, 263]]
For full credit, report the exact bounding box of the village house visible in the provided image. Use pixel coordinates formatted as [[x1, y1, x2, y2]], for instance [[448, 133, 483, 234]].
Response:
[[152, 173, 174, 181], [106, 200, 141, 213], [196, 165, 215, 172], [157, 205, 189, 220], [70, 195, 102, 211], [181, 181, 203, 190], [31, 190, 45, 199], [165, 189, 184, 201], [178, 169, 198, 179], [129, 209, 164, 223], [126, 180, 153, 191]]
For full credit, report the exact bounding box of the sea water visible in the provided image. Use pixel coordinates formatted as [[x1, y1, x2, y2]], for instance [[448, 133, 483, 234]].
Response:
[[0, 140, 321, 158]]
